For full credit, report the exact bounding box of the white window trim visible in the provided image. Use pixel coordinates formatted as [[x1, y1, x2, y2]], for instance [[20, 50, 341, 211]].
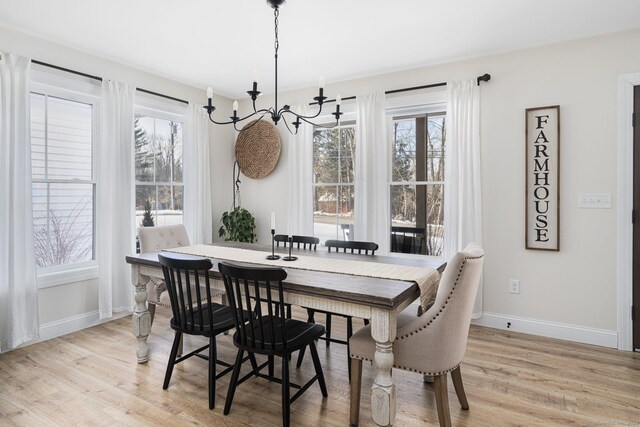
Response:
[[135, 93, 187, 122], [134, 101, 187, 229], [37, 261, 99, 289], [31, 71, 101, 288]]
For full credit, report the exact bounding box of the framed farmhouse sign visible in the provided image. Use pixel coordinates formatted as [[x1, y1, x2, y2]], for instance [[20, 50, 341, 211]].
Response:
[[525, 105, 560, 251]]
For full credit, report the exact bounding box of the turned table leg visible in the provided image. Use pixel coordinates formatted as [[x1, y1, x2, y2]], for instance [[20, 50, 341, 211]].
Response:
[[131, 265, 151, 363], [370, 308, 397, 426]]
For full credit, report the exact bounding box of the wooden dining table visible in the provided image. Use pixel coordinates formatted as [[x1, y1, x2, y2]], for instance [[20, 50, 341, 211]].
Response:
[[125, 242, 445, 427]]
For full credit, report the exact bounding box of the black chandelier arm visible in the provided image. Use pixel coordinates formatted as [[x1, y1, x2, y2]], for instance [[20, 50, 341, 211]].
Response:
[[279, 105, 326, 122], [281, 114, 298, 135], [293, 113, 339, 129], [236, 114, 266, 132], [206, 115, 241, 126], [252, 98, 268, 115], [288, 104, 325, 120]]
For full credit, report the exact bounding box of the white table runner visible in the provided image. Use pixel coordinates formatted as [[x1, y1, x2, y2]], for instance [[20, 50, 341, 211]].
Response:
[[166, 244, 440, 311]]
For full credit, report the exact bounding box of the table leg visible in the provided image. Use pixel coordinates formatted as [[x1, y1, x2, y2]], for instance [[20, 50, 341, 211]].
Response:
[[370, 308, 397, 426], [131, 265, 151, 363]]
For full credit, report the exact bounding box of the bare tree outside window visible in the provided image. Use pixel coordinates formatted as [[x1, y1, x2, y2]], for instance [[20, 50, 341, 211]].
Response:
[[312, 124, 355, 243], [30, 93, 95, 268], [390, 113, 445, 256], [134, 116, 184, 227]]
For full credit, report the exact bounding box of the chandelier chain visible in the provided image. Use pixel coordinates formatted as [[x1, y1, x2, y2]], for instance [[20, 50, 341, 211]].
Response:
[[274, 8, 279, 54]]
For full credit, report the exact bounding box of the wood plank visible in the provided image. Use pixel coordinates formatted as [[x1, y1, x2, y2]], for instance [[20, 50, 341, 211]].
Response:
[[126, 242, 445, 309], [1, 307, 639, 426]]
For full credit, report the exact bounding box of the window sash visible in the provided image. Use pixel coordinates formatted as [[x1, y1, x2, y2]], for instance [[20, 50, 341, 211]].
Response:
[[389, 111, 446, 257], [313, 123, 356, 242], [31, 89, 98, 272]]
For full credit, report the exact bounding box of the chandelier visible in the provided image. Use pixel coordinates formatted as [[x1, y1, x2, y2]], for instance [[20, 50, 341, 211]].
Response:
[[203, 0, 342, 134]]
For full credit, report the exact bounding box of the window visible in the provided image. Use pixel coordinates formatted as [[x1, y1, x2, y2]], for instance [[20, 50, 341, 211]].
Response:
[[31, 93, 96, 268], [390, 113, 445, 256], [134, 115, 184, 227], [313, 123, 355, 243]]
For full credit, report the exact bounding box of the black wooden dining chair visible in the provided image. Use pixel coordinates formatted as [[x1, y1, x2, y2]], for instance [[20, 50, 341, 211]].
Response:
[[325, 239, 378, 255], [274, 234, 319, 250], [158, 253, 248, 410], [274, 234, 289, 248], [272, 235, 319, 319], [219, 262, 328, 427], [296, 239, 379, 378]]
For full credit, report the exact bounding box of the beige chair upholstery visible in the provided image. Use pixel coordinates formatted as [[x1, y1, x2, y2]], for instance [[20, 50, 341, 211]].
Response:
[[137, 225, 225, 323], [349, 242, 484, 427], [138, 225, 192, 307]]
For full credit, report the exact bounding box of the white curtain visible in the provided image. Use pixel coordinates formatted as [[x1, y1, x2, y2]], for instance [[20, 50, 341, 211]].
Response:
[[184, 104, 213, 244], [98, 80, 135, 319], [354, 92, 390, 254], [0, 52, 39, 351], [286, 105, 314, 236], [444, 79, 483, 318]]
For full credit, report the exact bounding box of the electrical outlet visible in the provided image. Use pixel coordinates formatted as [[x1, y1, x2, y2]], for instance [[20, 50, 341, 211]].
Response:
[[509, 279, 520, 294]]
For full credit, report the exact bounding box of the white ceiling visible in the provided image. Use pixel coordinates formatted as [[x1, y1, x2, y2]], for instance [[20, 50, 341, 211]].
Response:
[[1, 0, 639, 99]]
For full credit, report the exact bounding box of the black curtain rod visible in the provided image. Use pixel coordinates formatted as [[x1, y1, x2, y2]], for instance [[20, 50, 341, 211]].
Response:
[[32, 60, 102, 81], [31, 60, 189, 105], [136, 88, 189, 105], [310, 73, 491, 105]]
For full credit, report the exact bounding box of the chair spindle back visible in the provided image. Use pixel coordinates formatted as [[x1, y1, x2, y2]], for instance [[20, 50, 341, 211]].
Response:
[[218, 262, 288, 351], [158, 254, 215, 333], [325, 239, 378, 255]]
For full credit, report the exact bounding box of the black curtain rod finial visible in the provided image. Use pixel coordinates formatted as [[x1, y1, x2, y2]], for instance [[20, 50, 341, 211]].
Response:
[[477, 73, 491, 85], [309, 72, 491, 106]]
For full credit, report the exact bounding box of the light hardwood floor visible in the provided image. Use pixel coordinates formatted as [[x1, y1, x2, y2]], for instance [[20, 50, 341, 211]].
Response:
[[1, 306, 639, 426]]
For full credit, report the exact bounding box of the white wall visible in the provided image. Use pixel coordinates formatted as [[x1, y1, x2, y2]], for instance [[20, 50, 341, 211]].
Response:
[[1, 26, 234, 332], [4, 24, 639, 346], [223, 28, 640, 342]]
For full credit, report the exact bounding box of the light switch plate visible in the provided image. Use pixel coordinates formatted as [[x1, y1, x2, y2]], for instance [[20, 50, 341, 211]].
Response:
[[578, 193, 611, 209]]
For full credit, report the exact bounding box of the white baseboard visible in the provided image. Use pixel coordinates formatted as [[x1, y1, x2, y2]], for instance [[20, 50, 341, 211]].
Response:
[[472, 312, 618, 349], [39, 310, 130, 341]]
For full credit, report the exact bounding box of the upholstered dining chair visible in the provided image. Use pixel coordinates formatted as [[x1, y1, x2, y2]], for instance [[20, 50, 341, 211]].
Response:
[[348, 242, 484, 427], [297, 239, 379, 378], [137, 224, 225, 324]]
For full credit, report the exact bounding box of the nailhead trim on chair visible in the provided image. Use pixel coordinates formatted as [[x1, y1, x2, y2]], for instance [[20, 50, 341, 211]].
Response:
[[396, 253, 483, 341], [348, 352, 460, 376], [350, 252, 483, 376]]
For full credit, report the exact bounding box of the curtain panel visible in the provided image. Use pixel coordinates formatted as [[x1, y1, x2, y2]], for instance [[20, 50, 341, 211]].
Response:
[[286, 105, 314, 236], [184, 104, 213, 244], [444, 79, 483, 318], [354, 92, 390, 254], [97, 80, 135, 319], [0, 52, 39, 351]]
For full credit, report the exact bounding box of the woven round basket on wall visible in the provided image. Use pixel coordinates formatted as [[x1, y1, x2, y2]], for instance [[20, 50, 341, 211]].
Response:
[[235, 120, 281, 179]]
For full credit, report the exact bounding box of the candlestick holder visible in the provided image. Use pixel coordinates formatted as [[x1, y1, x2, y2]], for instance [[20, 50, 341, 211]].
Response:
[[266, 229, 280, 260], [282, 236, 297, 261]]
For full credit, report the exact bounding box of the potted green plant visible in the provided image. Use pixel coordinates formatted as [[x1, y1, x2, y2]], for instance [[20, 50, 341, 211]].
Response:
[[218, 206, 256, 243]]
